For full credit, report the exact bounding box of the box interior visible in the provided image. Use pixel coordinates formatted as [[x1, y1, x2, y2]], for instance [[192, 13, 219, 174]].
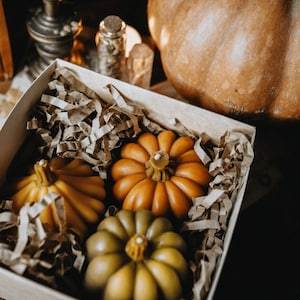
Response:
[[0, 59, 256, 300]]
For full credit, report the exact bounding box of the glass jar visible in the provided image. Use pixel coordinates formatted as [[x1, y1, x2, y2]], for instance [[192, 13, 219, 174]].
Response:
[[95, 15, 126, 79]]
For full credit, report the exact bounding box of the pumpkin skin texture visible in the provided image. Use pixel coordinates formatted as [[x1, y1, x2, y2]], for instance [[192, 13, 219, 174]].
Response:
[[8, 157, 106, 236], [111, 130, 212, 220], [147, 0, 300, 120], [84, 209, 189, 300]]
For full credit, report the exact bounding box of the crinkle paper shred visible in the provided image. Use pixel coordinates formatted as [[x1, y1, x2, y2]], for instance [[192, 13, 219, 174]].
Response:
[[0, 66, 254, 300]]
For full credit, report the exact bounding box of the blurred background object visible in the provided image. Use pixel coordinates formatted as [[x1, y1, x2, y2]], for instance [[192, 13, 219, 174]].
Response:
[[0, 0, 13, 79], [26, 0, 82, 78], [0, 0, 163, 85], [0, 0, 20, 93], [95, 15, 127, 79], [0, 0, 161, 114]]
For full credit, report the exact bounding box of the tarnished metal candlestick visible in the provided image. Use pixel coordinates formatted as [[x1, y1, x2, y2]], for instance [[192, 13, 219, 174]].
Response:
[[26, 0, 82, 78]]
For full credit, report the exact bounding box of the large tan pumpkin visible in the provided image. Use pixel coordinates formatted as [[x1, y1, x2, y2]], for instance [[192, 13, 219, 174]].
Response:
[[147, 0, 300, 120]]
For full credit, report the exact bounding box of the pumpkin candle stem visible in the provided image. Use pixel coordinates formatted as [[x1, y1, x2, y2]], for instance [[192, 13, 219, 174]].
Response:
[[145, 151, 175, 182], [34, 159, 57, 186], [125, 233, 148, 261]]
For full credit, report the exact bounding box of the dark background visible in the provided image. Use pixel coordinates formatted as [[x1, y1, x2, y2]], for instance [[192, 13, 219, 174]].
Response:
[[2, 1, 300, 299]]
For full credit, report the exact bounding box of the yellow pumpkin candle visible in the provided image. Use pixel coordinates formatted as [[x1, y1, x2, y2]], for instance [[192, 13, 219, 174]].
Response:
[[9, 157, 106, 236]]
